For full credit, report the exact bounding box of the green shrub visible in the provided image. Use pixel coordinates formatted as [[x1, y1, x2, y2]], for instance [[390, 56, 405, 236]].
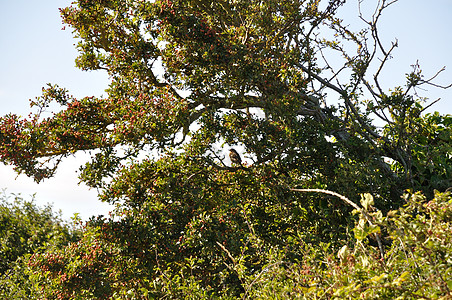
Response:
[[0, 191, 81, 298], [240, 191, 452, 299]]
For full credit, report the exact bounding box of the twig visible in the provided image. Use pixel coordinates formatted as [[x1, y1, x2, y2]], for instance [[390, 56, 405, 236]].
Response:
[[242, 261, 284, 299], [419, 98, 441, 114]]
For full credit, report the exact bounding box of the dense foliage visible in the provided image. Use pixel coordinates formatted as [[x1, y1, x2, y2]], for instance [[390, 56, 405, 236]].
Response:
[[3, 191, 451, 298], [0, 192, 80, 298], [0, 0, 451, 298], [231, 191, 452, 299]]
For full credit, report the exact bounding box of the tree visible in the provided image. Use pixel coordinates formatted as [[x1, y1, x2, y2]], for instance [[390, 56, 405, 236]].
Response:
[[0, 191, 80, 298], [0, 0, 451, 297], [0, 191, 79, 274]]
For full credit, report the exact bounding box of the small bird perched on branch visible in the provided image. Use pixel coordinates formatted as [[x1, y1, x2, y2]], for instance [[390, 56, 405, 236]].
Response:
[[229, 148, 242, 166]]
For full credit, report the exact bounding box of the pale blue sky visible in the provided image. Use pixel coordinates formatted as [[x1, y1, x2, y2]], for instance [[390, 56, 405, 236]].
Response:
[[0, 0, 451, 220]]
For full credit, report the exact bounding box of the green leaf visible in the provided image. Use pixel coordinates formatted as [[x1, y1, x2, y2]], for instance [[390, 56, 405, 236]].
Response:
[[360, 193, 374, 211]]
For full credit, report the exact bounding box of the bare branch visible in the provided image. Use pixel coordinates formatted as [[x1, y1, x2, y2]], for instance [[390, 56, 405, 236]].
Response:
[[420, 66, 452, 89], [373, 39, 398, 94], [297, 63, 347, 97], [297, 62, 382, 142], [420, 98, 442, 114]]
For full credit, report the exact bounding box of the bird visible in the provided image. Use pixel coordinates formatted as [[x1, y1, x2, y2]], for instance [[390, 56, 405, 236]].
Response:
[[229, 148, 242, 166]]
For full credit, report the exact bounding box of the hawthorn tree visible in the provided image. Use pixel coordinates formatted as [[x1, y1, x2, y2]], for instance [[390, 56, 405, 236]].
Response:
[[0, 0, 451, 297], [0, 192, 79, 274], [0, 192, 80, 298]]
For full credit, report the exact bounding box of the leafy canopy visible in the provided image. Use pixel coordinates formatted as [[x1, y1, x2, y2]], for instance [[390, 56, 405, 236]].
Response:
[[0, 0, 451, 298]]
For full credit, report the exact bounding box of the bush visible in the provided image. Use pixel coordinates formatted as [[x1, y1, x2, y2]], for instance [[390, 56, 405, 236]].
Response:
[[20, 190, 452, 299], [0, 191, 81, 298], [240, 191, 452, 299]]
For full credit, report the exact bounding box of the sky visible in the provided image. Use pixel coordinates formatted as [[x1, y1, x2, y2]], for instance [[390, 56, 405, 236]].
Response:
[[0, 0, 451, 220]]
